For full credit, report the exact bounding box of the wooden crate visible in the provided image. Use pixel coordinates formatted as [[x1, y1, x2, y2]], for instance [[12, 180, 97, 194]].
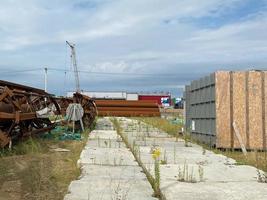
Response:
[[215, 70, 267, 150]]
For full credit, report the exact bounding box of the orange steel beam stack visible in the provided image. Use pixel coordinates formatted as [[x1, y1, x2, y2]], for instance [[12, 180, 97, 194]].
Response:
[[95, 100, 160, 117]]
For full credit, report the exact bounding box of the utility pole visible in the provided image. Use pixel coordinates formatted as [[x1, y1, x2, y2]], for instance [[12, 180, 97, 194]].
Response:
[[44, 67, 48, 92], [66, 41, 80, 93], [44, 67, 48, 102]]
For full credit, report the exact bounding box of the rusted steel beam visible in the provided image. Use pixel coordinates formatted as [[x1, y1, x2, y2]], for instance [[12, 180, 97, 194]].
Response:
[[0, 80, 47, 95], [97, 107, 160, 112], [0, 112, 36, 121], [95, 99, 160, 117], [95, 100, 158, 108]]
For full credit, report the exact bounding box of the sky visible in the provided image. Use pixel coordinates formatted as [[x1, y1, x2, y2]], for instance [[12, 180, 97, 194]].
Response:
[[0, 0, 267, 97]]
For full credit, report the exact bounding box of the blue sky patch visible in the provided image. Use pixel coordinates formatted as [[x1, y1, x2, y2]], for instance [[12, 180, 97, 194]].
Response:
[[73, 0, 102, 10], [165, 0, 267, 29]]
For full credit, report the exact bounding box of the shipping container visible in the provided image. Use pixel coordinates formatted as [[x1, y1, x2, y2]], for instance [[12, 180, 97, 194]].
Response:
[[184, 70, 267, 150], [126, 93, 138, 100], [138, 94, 171, 107]]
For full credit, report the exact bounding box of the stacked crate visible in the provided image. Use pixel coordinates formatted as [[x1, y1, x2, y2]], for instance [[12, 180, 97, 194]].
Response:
[[185, 70, 267, 150], [184, 73, 216, 146]]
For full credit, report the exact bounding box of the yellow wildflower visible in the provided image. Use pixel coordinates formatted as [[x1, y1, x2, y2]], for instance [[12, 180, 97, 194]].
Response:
[[152, 148, 161, 160]]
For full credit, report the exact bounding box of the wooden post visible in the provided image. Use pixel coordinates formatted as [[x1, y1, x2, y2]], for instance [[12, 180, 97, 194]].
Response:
[[233, 122, 247, 156]]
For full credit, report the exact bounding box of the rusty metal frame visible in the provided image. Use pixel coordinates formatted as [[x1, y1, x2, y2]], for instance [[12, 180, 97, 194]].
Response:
[[56, 92, 98, 127], [0, 80, 97, 148], [0, 80, 60, 147]]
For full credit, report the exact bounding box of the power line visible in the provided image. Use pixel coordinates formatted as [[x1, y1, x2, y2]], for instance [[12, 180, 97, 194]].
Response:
[[48, 67, 183, 77], [0, 67, 192, 78], [0, 68, 43, 74]]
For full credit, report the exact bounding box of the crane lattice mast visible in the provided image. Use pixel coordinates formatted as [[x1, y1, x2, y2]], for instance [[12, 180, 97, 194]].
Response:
[[66, 41, 80, 93]]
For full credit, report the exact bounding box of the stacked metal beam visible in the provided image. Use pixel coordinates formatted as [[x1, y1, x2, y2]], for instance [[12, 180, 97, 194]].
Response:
[[95, 100, 160, 117]]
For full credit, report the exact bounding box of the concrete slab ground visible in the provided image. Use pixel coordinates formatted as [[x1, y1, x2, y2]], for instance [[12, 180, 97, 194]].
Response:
[[64, 117, 157, 200], [117, 117, 267, 200]]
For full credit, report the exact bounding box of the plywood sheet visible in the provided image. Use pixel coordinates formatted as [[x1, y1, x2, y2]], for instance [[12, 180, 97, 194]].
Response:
[[248, 71, 263, 149], [232, 72, 247, 148], [215, 71, 231, 148], [264, 72, 267, 150]]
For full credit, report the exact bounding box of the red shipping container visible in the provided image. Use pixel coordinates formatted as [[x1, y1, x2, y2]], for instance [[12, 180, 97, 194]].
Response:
[[138, 95, 171, 106]]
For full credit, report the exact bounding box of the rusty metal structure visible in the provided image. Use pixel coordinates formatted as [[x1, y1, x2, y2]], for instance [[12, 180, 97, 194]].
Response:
[[57, 92, 97, 127], [0, 80, 60, 147], [95, 100, 160, 117], [0, 80, 97, 148]]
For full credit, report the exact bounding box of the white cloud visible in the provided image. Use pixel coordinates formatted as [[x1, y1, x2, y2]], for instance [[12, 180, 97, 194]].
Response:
[[90, 61, 128, 72], [0, 0, 267, 95], [0, 0, 246, 50]]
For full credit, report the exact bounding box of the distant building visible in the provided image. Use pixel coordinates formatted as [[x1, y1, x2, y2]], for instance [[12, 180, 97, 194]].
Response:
[[67, 91, 171, 107], [67, 91, 128, 100]]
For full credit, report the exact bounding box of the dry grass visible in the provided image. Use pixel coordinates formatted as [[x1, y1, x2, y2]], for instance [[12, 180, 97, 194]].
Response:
[[221, 150, 267, 172], [0, 129, 90, 200], [138, 117, 182, 136], [194, 142, 267, 172]]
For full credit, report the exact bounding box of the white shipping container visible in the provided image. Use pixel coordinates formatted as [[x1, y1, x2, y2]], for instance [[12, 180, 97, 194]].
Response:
[[67, 91, 127, 99], [126, 93, 138, 100]]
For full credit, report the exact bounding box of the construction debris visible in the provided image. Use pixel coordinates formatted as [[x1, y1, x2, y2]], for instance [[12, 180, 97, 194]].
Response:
[[0, 80, 60, 148], [57, 92, 97, 128], [0, 80, 97, 148]]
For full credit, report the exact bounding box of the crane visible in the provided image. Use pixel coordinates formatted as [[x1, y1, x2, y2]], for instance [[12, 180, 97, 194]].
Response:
[[66, 41, 80, 93], [66, 41, 84, 132]]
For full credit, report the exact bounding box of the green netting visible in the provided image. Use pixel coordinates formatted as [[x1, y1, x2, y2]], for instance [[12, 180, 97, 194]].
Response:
[[59, 133, 82, 141], [41, 126, 83, 141], [170, 118, 184, 125]]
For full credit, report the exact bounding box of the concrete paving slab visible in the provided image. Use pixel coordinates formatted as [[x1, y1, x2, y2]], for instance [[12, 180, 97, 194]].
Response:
[[79, 147, 138, 166], [65, 117, 156, 200], [65, 179, 157, 200], [89, 130, 118, 140], [118, 118, 267, 200], [80, 165, 147, 181], [86, 139, 126, 149], [162, 181, 267, 200], [147, 163, 260, 182]]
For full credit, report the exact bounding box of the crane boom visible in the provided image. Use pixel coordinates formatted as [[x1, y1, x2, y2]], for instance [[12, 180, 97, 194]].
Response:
[[66, 41, 80, 93]]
